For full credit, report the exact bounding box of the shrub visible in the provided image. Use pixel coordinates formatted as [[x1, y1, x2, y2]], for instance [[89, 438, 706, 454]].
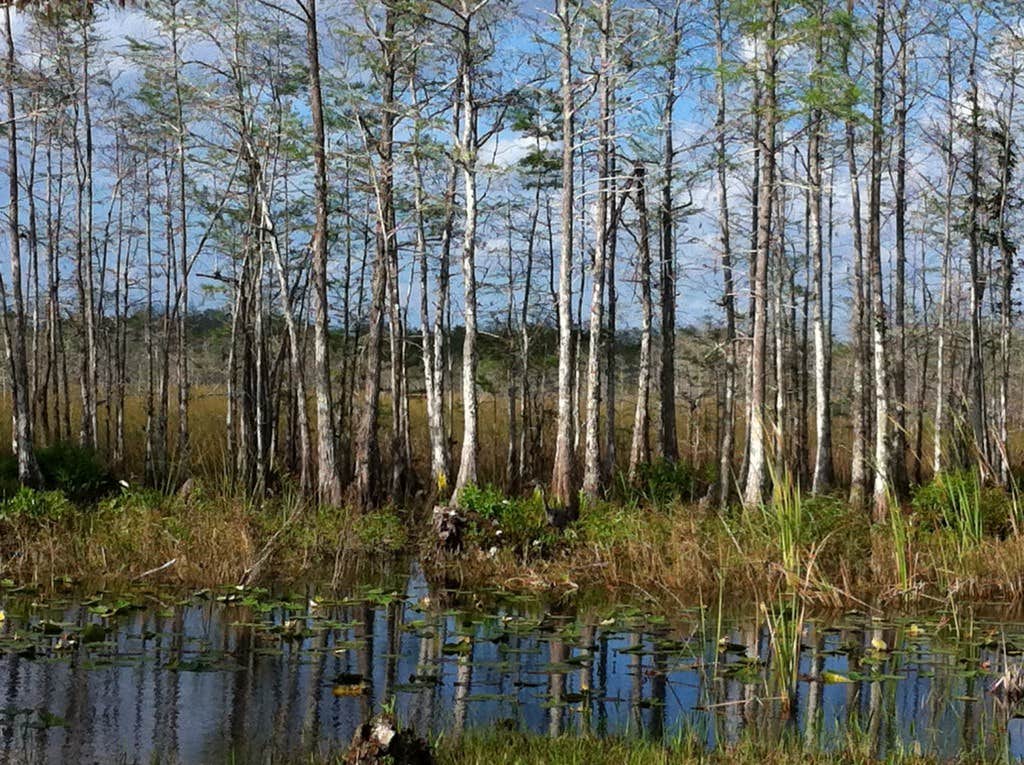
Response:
[[911, 470, 1011, 540], [622, 459, 714, 508], [458, 484, 514, 520], [354, 508, 408, 553], [0, 487, 72, 523], [457, 484, 550, 553], [0, 443, 114, 502], [36, 443, 115, 501]]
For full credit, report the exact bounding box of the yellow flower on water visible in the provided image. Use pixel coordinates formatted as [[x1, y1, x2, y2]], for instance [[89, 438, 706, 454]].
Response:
[[0, 609, 5, 623], [871, 637, 888, 652]]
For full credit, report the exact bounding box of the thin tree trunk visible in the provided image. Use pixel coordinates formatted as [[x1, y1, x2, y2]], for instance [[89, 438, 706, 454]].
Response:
[[867, 0, 891, 520], [171, 3, 190, 476], [77, 11, 98, 451], [454, 7, 481, 494], [996, 65, 1018, 485], [583, 0, 613, 497], [3, 5, 40, 486], [410, 80, 449, 494], [602, 95, 619, 485], [845, 0, 868, 508], [305, 0, 342, 505], [628, 164, 653, 481], [933, 39, 955, 476], [742, 0, 777, 509], [250, 136, 312, 493], [550, 0, 577, 513], [714, 0, 736, 506], [891, 0, 909, 495], [658, 10, 680, 463], [966, 21, 989, 479]]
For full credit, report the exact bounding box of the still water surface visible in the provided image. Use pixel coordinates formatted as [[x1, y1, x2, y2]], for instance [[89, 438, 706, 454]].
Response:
[[2, 566, 1024, 763]]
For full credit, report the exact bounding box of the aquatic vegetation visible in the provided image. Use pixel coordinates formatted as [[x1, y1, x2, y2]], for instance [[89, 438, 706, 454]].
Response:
[[0, 577, 1023, 763]]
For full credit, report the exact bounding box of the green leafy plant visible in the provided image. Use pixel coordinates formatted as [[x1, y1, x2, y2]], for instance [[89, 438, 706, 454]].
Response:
[[911, 470, 1007, 550], [354, 508, 408, 553], [621, 459, 714, 508], [0, 487, 72, 522]]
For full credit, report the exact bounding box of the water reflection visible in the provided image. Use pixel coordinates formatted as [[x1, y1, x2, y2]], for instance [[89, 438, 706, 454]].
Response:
[[0, 570, 1022, 763]]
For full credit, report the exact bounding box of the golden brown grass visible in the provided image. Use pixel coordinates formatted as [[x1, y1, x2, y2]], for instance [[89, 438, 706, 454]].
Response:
[[0, 481, 409, 589], [427, 490, 1024, 612]]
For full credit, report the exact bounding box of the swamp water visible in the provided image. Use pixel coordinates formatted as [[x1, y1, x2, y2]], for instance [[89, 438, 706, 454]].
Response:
[[1, 566, 1024, 763]]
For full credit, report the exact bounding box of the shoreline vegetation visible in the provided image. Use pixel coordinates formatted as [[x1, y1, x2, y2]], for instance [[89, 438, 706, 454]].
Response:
[[429, 731, 983, 765], [5, 444, 1024, 614]]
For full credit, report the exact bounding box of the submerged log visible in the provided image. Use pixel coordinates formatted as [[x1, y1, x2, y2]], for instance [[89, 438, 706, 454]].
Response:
[[344, 713, 433, 765]]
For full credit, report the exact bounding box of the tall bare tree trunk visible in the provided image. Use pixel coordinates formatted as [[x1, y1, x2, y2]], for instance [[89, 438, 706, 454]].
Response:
[[867, 0, 891, 520], [808, 8, 832, 494], [714, 0, 736, 506], [550, 0, 577, 513], [250, 136, 312, 493], [3, 5, 41, 486], [658, 9, 681, 463], [170, 3, 190, 476], [844, 0, 868, 509], [995, 66, 1017, 485], [305, 0, 342, 505], [965, 21, 989, 479], [583, 0, 613, 497], [77, 9, 98, 451], [454, 8, 481, 494], [742, 0, 777, 509], [602, 96, 619, 485], [890, 0, 909, 495], [411, 81, 449, 495], [628, 164, 653, 481], [739, 77, 762, 490], [933, 39, 955, 477]]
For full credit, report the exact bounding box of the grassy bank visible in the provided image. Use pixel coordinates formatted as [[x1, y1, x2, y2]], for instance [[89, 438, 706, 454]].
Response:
[[431, 465, 1024, 610], [5, 444, 1024, 609], [0, 445, 408, 587], [427, 731, 981, 765]]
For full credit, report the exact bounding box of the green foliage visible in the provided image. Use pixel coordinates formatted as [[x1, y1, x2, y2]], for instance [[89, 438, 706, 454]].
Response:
[[911, 471, 1011, 544], [575, 500, 655, 547], [458, 484, 551, 552], [0, 487, 72, 523], [38, 443, 115, 501], [458, 484, 515, 520], [889, 496, 912, 594], [0, 443, 115, 502], [764, 472, 805, 576], [621, 460, 713, 508], [98, 484, 168, 515], [354, 508, 408, 554]]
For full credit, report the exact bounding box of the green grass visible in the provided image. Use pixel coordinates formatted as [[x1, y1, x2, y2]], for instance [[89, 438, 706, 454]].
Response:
[[424, 729, 978, 765]]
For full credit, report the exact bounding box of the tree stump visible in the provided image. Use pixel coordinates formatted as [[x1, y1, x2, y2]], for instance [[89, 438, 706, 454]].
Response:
[[343, 713, 433, 765]]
